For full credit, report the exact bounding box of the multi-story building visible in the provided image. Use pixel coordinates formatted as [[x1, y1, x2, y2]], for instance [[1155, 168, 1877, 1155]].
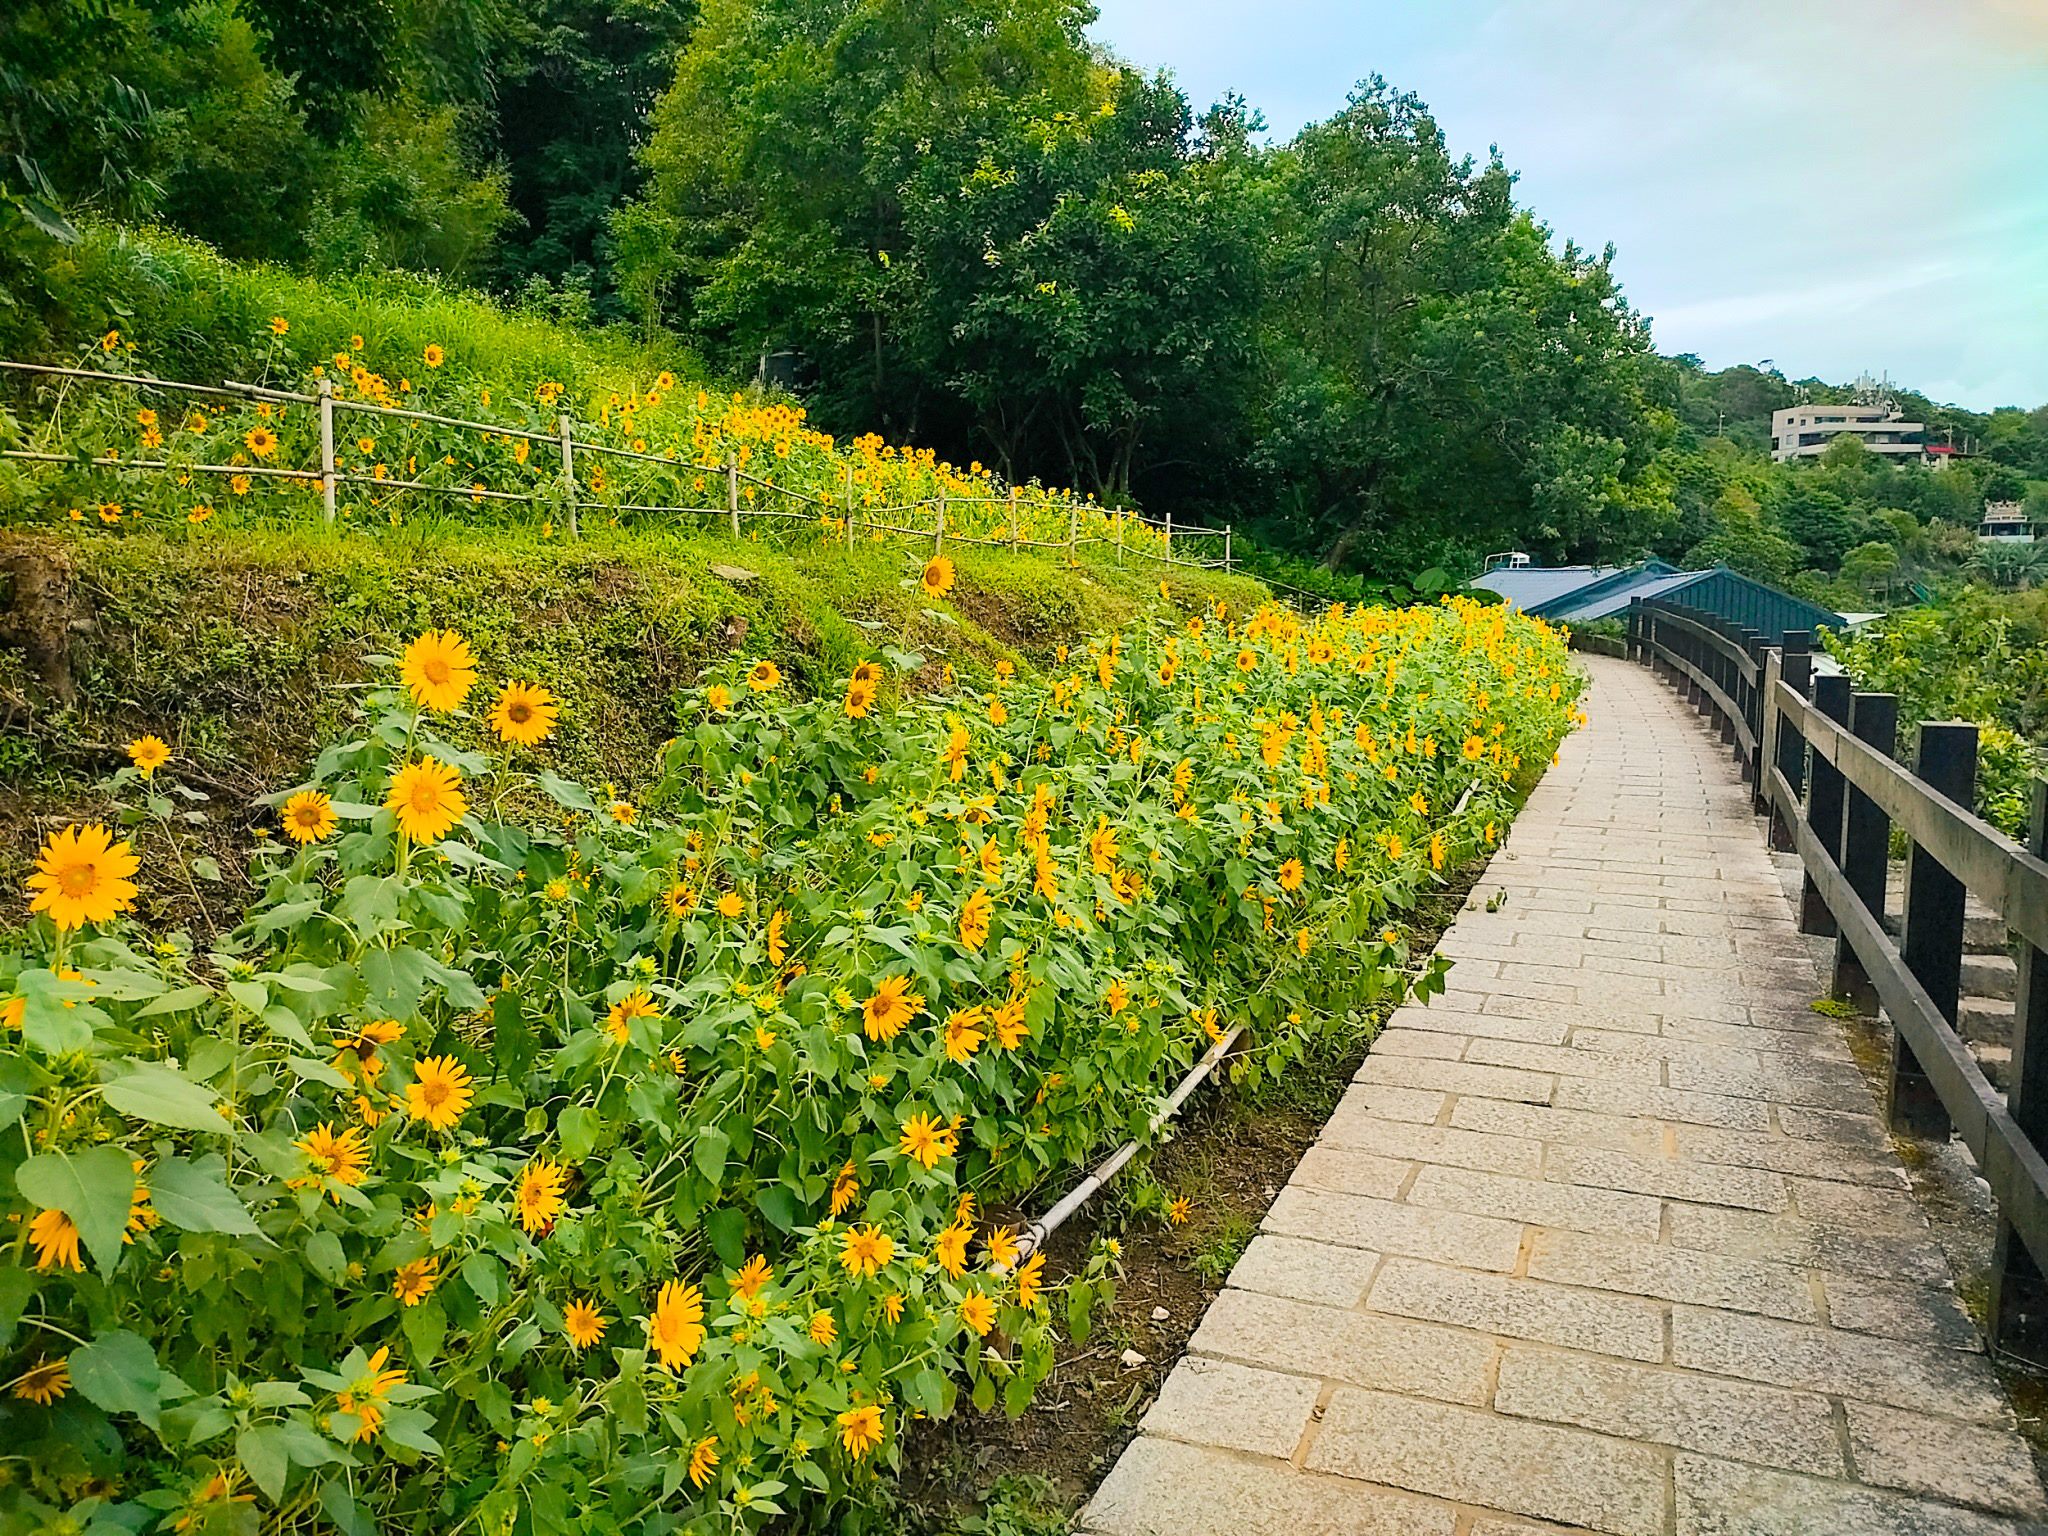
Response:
[[1770, 402, 1928, 463], [1978, 501, 2037, 542]]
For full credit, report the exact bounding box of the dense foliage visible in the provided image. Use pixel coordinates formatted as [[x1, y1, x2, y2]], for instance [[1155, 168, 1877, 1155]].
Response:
[[2, 595, 1582, 1531]]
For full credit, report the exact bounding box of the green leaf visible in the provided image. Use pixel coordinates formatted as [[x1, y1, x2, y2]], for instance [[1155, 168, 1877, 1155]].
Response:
[[70, 1329, 162, 1429], [135, 983, 216, 1018], [693, 1125, 730, 1184], [286, 1056, 354, 1092], [535, 772, 597, 812], [15, 1145, 136, 1271], [461, 1252, 502, 1306], [558, 1104, 601, 1162], [704, 1206, 747, 1269], [319, 1479, 377, 1536], [102, 1061, 229, 1133], [755, 1184, 797, 1233], [237, 1424, 291, 1501], [303, 1230, 347, 1285], [149, 1155, 261, 1235]]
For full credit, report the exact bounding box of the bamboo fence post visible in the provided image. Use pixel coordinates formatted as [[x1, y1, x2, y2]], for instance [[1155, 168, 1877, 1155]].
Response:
[[844, 462, 855, 551], [1164, 510, 1174, 566], [556, 414, 577, 537], [1067, 500, 1078, 565], [1224, 524, 1233, 572], [935, 495, 946, 555], [1116, 506, 1125, 565], [317, 378, 336, 525], [1009, 487, 1019, 545], [726, 456, 740, 540]]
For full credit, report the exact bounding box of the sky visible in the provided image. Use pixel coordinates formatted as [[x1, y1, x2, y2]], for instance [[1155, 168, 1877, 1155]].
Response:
[[1087, 0, 2048, 412]]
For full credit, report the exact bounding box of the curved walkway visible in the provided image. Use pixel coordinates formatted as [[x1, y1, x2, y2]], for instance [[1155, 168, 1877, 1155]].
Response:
[[1082, 654, 2047, 1536]]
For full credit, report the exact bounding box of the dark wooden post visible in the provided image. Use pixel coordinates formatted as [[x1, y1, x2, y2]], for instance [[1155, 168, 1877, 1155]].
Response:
[[1626, 604, 1642, 663], [1799, 672, 1851, 938], [1889, 723, 1976, 1137], [1991, 779, 2048, 1366], [1832, 691, 1897, 1013], [1768, 631, 1812, 851], [1745, 636, 1770, 807]]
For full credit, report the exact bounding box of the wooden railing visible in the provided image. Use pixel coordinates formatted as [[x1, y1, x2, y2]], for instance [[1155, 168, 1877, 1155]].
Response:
[[1628, 598, 2048, 1366]]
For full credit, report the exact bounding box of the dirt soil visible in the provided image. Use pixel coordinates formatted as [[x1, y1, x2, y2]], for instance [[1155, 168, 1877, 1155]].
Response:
[[897, 862, 1492, 1529]]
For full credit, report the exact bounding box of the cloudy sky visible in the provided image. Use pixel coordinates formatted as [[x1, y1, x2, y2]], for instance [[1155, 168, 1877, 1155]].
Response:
[[1088, 0, 2048, 411]]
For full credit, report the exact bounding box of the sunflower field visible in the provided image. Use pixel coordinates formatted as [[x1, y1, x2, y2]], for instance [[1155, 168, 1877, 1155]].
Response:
[[1, 323, 1191, 563], [2, 589, 1582, 1534]]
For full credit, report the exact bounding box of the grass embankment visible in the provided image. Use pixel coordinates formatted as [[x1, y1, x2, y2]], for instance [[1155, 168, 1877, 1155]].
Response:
[[1, 524, 1260, 915]]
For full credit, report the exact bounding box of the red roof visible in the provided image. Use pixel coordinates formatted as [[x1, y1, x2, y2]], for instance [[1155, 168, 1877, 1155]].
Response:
[[1926, 443, 1960, 454]]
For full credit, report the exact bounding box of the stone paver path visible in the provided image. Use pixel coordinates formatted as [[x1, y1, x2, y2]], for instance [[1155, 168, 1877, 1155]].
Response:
[[1082, 654, 2048, 1536]]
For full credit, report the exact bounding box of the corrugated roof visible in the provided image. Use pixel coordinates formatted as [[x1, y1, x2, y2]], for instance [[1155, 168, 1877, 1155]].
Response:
[[1565, 569, 1703, 621], [1469, 565, 1626, 609]]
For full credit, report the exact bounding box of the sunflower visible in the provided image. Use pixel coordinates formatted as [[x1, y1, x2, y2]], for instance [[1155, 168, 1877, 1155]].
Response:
[[563, 1298, 608, 1350], [12, 1356, 69, 1406], [807, 1310, 837, 1345], [880, 1292, 905, 1325], [1167, 1194, 1192, 1225], [398, 630, 477, 712], [646, 1280, 706, 1371], [1236, 648, 1258, 672], [605, 987, 660, 1044], [733, 1254, 773, 1300], [942, 723, 969, 783], [516, 1157, 568, 1234], [26, 823, 140, 932], [991, 996, 1029, 1051], [393, 1258, 439, 1307], [281, 789, 337, 845], [423, 344, 445, 368], [829, 1161, 861, 1217], [405, 1055, 474, 1131], [862, 975, 925, 1041], [838, 1403, 885, 1460], [957, 888, 993, 951], [959, 1290, 996, 1336], [126, 736, 171, 777], [920, 555, 955, 598], [942, 1006, 987, 1064], [490, 680, 558, 746], [746, 659, 782, 693], [842, 673, 877, 718], [296, 1123, 370, 1190], [385, 758, 466, 843], [766, 907, 789, 966], [686, 1435, 719, 1489], [1088, 819, 1120, 875], [268, 316, 290, 336], [933, 1221, 970, 1278], [839, 1224, 895, 1278], [1015, 1250, 1047, 1307], [715, 891, 743, 920], [244, 426, 278, 459], [897, 1112, 948, 1170], [1278, 858, 1305, 893], [28, 1209, 84, 1272]]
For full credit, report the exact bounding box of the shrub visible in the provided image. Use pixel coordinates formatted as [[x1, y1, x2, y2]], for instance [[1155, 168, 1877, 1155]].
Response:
[[2, 594, 1581, 1531]]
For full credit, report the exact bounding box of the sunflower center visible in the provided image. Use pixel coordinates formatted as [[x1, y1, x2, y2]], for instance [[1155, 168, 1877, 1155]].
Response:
[[421, 1080, 449, 1108], [507, 701, 532, 723], [58, 861, 97, 897], [422, 659, 450, 685], [410, 784, 440, 812]]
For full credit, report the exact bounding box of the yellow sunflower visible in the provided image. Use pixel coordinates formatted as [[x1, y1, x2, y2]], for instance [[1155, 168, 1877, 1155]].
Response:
[[563, 1298, 608, 1350], [12, 1356, 69, 1405], [244, 426, 278, 459], [126, 735, 171, 777], [489, 680, 558, 746], [646, 1280, 706, 1371], [296, 1122, 370, 1190], [28, 1209, 84, 1272], [838, 1403, 885, 1460], [746, 659, 782, 693], [281, 789, 338, 845], [405, 1055, 473, 1131], [515, 1157, 567, 1234], [862, 975, 925, 1041], [423, 343, 445, 368], [398, 629, 477, 712], [385, 758, 466, 843], [26, 823, 140, 932], [920, 554, 956, 598]]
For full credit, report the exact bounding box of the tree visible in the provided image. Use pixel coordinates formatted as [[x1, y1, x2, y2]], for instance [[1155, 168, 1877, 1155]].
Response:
[[1840, 540, 1901, 600]]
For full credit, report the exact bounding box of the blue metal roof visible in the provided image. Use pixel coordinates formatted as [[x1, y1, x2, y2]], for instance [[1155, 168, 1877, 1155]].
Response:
[[1568, 570, 1701, 621], [1469, 565, 1628, 610]]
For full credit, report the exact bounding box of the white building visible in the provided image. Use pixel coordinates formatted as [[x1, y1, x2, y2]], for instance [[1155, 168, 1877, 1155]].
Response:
[[1770, 402, 1928, 464], [1979, 501, 2036, 542]]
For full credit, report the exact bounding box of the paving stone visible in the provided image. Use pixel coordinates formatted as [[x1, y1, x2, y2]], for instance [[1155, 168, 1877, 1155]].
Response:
[[1188, 1288, 1495, 1406], [1384, 1007, 1572, 1045], [1844, 1401, 2048, 1518], [1139, 1358, 1321, 1460], [1407, 1164, 1663, 1240], [1448, 1096, 1663, 1153], [1263, 1186, 1523, 1270], [1493, 1346, 1842, 1476], [1463, 1039, 1664, 1083], [1665, 1058, 1875, 1112], [1672, 1124, 1901, 1186], [1327, 1082, 1445, 1126], [1546, 1144, 1790, 1212], [1821, 1273, 1985, 1352], [1357, 1054, 1556, 1104], [1316, 1117, 1545, 1177], [1304, 1388, 1669, 1536], [1225, 1234, 1381, 1308], [1081, 1434, 1459, 1536], [1289, 1145, 1415, 1200], [1553, 1077, 1774, 1130], [1365, 1258, 1664, 1361], [1777, 1103, 1893, 1153], [1786, 1176, 1929, 1233], [1373, 1029, 1469, 1060], [1673, 1453, 2034, 1536], [1670, 1307, 2011, 1422], [1527, 1229, 1817, 1321], [1665, 1203, 1952, 1285]]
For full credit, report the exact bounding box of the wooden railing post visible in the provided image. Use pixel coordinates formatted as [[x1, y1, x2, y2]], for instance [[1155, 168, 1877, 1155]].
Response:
[[726, 456, 740, 540], [1164, 510, 1174, 566], [1115, 506, 1125, 566], [933, 495, 945, 555], [1991, 778, 2048, 1365], [1832, 690, 1897, 1013], [1745, 636, 1769, 808], [1223, 524, 1232, 572], [1008, 487, 1019, 545], [317, 377, 337, 525], [1768, 631, 1811, 850], [1890, 722, 1977, 1137], [1799, 672, 1850, 937], [557, 413, 577, 538]]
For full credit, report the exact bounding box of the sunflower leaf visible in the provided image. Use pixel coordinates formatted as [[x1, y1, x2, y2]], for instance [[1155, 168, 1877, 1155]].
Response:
[[15, 1145, 137, 1271], [103, 1061, 231, 1134]]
